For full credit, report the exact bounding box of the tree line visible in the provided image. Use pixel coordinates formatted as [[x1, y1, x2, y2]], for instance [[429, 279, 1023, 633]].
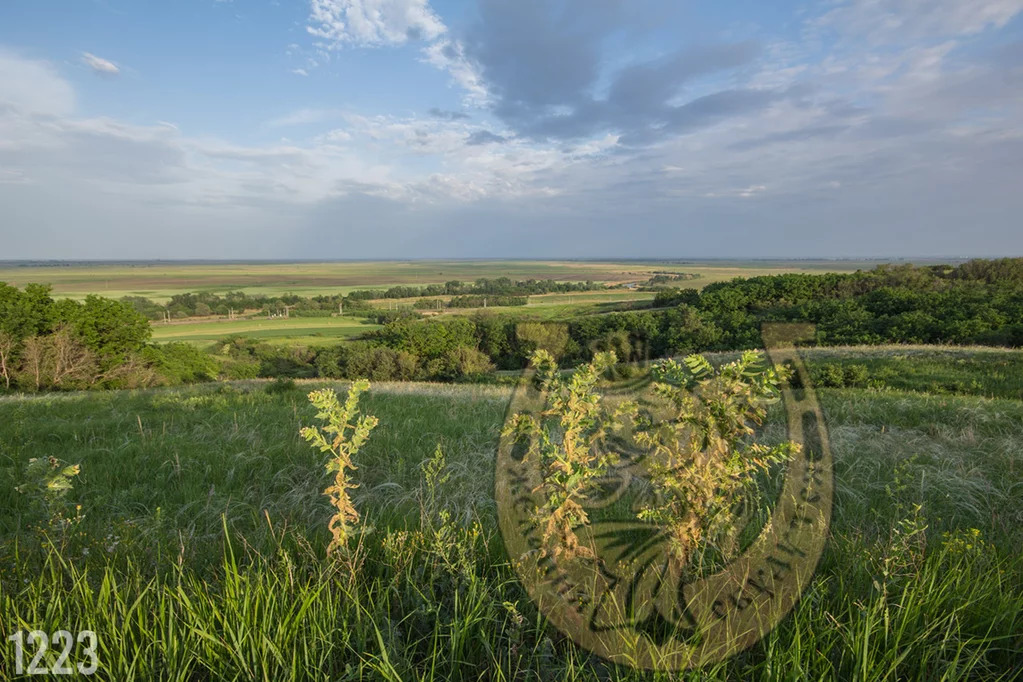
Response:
[[120, 276, 601, 320], [346, 277, 604, 300], [0, 283, 216, 390], [3, 259, 1021, 390], [302, 259, 1023, 380]]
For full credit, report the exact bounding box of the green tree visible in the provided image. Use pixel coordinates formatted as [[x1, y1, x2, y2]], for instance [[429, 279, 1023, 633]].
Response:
[[58, 295, 152, 367], [516, 322, 571, 360]]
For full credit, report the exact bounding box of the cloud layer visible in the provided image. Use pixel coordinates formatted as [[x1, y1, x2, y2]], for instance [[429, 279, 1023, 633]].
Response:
[[1, 0, 1022, 258]]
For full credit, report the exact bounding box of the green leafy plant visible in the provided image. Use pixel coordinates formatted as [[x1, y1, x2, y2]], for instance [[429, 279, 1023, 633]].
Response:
[[632, 351, 799, 571], [418, 443, 451, 529], [503, 350, 626, 561], [16, 456, 84, 540], [300, 381, 379, 556]]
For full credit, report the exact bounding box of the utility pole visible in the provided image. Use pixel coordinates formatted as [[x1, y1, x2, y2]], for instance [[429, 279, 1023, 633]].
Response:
[[339, 301, 343, 316]]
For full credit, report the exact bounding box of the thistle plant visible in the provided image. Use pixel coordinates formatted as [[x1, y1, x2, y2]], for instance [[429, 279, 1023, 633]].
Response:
[[503, 350, 625, 561], [633, 351, 799, 571], [418, 443, 451, 530], [300, 381, 379, 556], [16, 456, 83, 540]]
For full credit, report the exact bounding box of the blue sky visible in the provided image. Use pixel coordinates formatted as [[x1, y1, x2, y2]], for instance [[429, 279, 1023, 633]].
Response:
[[1, 0, 1022, 259]]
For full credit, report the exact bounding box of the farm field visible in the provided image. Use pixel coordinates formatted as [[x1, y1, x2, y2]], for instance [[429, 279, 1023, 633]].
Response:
[[0, 259, 898, 303], [1, 347, 1020, 680], [375, 289, 660, 321], [149, 315, 382, 345]]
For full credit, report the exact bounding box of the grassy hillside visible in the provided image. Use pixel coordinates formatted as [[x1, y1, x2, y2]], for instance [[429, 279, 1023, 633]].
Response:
[[0, 349, 1020, 679]]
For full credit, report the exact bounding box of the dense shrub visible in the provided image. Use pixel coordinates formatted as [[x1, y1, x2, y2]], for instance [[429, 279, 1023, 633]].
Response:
[[515, 322, 572, 360], [142, 343, 218, 385], [378, 317, 477, 360], [811, 364, 871, 388], [315, 343, 418, 381], [426, 346, 495, 381], [0, 283, 153, 391]]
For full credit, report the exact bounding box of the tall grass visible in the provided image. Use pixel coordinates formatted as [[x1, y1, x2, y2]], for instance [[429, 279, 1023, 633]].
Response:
[[2, 511, 1019, 680], [1, 375, 1022, 679]]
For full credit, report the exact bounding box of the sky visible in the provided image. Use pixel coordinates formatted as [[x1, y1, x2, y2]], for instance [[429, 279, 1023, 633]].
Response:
[[1, 0, 1022, 260]]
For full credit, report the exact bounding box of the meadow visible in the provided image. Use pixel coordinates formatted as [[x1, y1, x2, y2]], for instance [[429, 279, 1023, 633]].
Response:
[[0, 347, 1020, 680], [149, 315, 382, 346]]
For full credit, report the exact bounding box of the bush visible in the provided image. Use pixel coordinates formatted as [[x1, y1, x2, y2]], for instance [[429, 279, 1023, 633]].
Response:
[[142, 343, 218, 385], [810, 363, 871, 389], [316, 343, 419, 381], [843, 364, 870, 388], [426, 346, 495, 381], [813, 365, 848, 388], [515, 322, 570, 360]]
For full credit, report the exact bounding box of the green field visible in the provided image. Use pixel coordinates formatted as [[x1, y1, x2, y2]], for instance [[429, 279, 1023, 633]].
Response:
[[0, 259, 894, 303], [376, 289, 660, 322], [1, 347, 1020, 680], [149, 315, 382, 346]]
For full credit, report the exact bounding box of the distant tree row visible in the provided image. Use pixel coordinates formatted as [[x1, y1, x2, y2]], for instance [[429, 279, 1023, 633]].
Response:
[[122, 290, 373, 321], [593, 259, 1023, 360], [346, 277, 603, 300], [637, 273, 701, 289], [120, 277, 599, 321], [324, 259, 1023, 378]]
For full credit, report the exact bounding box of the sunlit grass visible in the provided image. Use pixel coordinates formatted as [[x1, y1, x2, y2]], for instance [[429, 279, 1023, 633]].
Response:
[[149, 316, 381, 345], [1, 364, 1021, 679]]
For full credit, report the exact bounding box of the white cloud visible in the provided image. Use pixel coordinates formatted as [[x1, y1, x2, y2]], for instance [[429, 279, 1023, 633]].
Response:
[[422, 39, 489, 106], [80, 52, 120, 75], [816, 0, 1023, 42], [0, 51, 591, 221], [307, 0, 446, 48], [291, 68, 309, 77], [303, 0, 488, 107], [0, 50, 75, 115]]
